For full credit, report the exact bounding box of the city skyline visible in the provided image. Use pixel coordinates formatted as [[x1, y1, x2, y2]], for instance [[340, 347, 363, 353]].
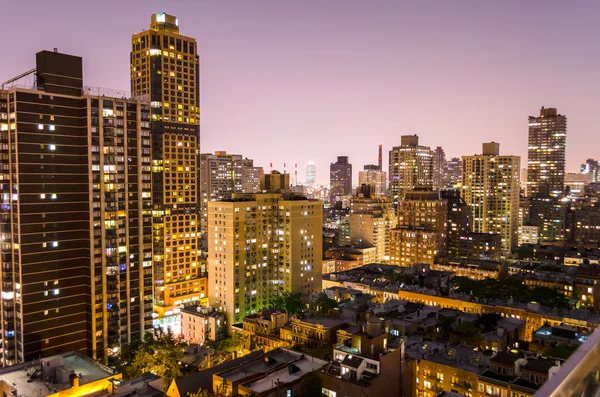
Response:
[[1, 1, 599, 184]]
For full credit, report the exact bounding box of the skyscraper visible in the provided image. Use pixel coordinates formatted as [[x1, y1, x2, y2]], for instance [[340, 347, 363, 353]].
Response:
[[306, 162, 316, 185], [330, 156, 352, 201], [462, 142, 520, 252], [432, 146, 447, 190], [208, 193, 322, 327], [0, 50, 153, 365], [527, 107, 567, 198], [349, 197, 396, 262], [389, 135, 433, 205], [131, 14, 203, 315]]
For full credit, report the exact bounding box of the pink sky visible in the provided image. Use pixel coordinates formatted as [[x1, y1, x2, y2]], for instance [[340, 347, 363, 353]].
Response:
[[2, 0, 599, 184]]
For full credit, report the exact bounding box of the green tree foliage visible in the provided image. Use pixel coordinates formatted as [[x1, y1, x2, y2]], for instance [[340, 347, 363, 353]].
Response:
[[271, 292, 305, 316], [449, 277, 570, 309], [451, 322, 482, 345], [118, 328, 192, 392], [206, 332, 247, 363], [314, 293, 338, 316]]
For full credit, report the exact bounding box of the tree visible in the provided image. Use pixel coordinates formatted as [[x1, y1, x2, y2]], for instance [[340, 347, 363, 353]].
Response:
[[452, 322, 482, 346], [119, 328, 191, 392], [314, 293, 338, 316], [206, 332, 247, 364], [301, 371, 322, 396], [271, 292, 305, 316]]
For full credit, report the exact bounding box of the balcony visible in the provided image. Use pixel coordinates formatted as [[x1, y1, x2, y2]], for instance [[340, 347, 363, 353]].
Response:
[[535, 326, 600, 397]]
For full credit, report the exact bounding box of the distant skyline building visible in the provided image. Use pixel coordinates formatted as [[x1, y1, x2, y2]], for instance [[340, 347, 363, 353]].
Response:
[[462, 142, 521, 252], [446, 157, 462, 187], [200, 151, 261, 234], [581, 159, 599, 183], [131, 13, 203, 315], [432, 146, 447, 190], [527, 107, 567, 198], [330, 156, 352, 201], [306, 162, 316, 185], [389, 134, 433, 205], [358, 165, 387, 197]]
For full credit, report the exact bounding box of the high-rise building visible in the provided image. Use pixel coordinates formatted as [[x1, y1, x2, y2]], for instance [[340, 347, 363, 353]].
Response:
[[200, 151, 261, 234], [358, 165, 387, 197], [527, 107, 567, 198], [208, 194, 322, 327], [330, 156, 352, 201], [446, 157, 462, 187], [440, 189, 471, 257], [462, 142, 520, 252], [389, 189, 447, 266], [389, 135, 433, 205], [349, 197, 396, 262], [0, 50, 153, 365], [306, 162, 316, 185], [432, 146, 447, 190], [529, 197, 567, 242], [131, 13, 203, 315], [581, 159, 600, 183]]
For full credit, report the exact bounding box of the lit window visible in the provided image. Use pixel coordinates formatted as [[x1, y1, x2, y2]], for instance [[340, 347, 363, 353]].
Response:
[[38, 124, 44, 130], [51, 194, 57, 199], [40, 194, 46, 199], [49, 145, 56, 151], [48, 125, 55, 131], [52, 242, 58, 247], [53, 289, 59, 295]]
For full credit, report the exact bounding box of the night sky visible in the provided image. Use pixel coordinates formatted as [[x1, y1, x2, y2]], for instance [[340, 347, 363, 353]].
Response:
[[2, 0, 599, 184]]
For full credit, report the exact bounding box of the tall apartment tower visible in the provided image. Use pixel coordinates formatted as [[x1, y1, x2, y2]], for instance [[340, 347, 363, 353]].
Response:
[[0, 50, 153, 365], [432, 146, 447, 190], [208, 194, 322, 327], [527, 107, 567, 198], [199, 151, 261, 234], [306, 162, 316, 185], [358, 165, 387, 197], [131, 14, 203, 315], [462, 143, 520, 252], [330, 156, 352, 201], [349, 197, 396, 262], [389, 189, 447, 267], [389, 135, 433, 205], [446, 157, 462, 187]]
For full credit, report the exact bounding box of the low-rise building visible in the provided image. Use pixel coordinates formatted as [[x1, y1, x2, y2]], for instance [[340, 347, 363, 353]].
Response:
[[280, 316, 350, 348], [530, 324, 587, 353], [321, 318, 404, 397], [213, 348, 327, 397], [519, 225, 539, 246], [240, 310, 290, 351], [180, 305, 227, 345], [0, 352, 121, 397], [433, 258, 508, 280]]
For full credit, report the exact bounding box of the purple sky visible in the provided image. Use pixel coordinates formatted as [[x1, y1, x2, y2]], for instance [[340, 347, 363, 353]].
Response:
[[2, 0, 599, 184]]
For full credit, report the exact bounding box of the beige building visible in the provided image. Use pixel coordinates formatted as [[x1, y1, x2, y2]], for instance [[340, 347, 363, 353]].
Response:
[[462, 143, 520, 252], [208, 193, 322, 327], [358, 165, 387, 197], [349, 197, 397, 262], [389, 228, 440, 266], [180, 305, 226, 345], [389, 134, 433, 204]]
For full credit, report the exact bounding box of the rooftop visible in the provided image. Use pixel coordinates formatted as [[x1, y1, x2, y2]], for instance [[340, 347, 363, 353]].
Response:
[[0, 352, 118, 397]]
